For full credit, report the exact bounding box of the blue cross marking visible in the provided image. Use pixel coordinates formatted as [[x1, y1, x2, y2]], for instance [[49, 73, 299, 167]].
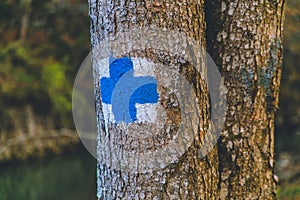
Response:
[[100, 57, 159, 124]]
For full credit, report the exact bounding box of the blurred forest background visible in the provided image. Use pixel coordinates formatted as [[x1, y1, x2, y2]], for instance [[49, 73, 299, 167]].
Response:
[[0, 0, 299, 199]]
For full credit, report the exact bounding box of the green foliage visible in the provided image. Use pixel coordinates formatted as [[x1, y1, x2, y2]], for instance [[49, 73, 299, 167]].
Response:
[[278, 184, 300, 199], [0, 42, 41, 100], [0, 0, 89, 129], [42, 59, 71, 117]]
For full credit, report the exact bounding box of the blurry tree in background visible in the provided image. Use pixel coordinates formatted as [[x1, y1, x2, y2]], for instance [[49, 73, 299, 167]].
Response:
[[0, 0, 89, 161], [276, 0, 300, 153], [0, 0, 89, 132]]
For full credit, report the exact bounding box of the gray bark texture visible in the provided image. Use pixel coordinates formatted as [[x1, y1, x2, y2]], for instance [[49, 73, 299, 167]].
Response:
[[205, 0, 285, 199], [88, 0, 285, 199]]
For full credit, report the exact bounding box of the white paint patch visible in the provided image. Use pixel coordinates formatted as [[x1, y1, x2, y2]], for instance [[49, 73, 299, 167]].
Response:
[[102, 103, 115, 123], [99, 57, 158, 124], [97, 57, 110, 78], [132, 58, 155, 77], [136, 103, 158, 123], [102, 103, 158, 124], [132, 58, 158, 123]]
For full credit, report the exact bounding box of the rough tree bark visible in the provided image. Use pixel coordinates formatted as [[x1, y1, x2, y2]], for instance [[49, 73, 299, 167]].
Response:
[[89, 0, 219, 199], [88, 0, 285, 199], [205, 0, 285, 199]]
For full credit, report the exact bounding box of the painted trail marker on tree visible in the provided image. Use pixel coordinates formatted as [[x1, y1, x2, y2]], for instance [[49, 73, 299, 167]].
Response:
[[72, 27, 227, 174], [100, 57, 159, 124]]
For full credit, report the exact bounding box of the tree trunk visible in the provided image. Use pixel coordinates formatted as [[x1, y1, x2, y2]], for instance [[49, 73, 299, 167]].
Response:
[[205, 0, 285, 199], [89, 0, 285, 199], [89, 0, 220, 199], [20, 0, 32, 42]]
